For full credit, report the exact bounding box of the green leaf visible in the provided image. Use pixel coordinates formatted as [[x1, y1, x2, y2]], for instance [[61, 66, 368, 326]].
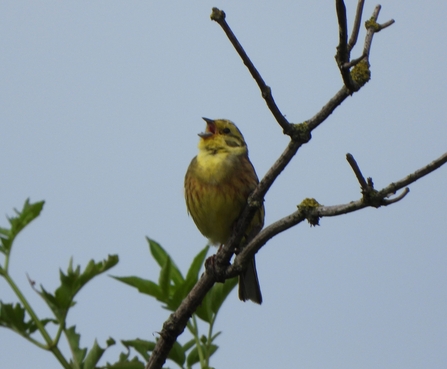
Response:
[[209, 277, 238, 314], [106, 355, 145, 369], [194, 277, 237, 323], [111, 276, 165, 301], [183, 246, 209, 295], [194, 290, 213, 324], [0, 302, 31, 334], [167, 246, 210, 312], [169, 282, 187, 310], [38, 255, 119, 321], [147, 238, 184, 285], [83, 339, 109, 369], [184, 246, 209, 285], [0, 199, 45, 255], [0, 227, 9, 255], [158, 256, 171, 298], [206, 344, 218, 362], [0, 302, 57, 336], [210, 331, 222, 344], [186, 345, 200, 367], [37, 286, 70, 322], [186, 343, 218, 368], [167, 339, 186, 367], [121, 339, 155, 362], [65, 325, 87, 366], [182, 338, 196, 353]]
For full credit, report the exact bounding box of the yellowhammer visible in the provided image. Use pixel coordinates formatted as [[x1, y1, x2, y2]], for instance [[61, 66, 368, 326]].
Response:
[[184, 117, 264, 304]]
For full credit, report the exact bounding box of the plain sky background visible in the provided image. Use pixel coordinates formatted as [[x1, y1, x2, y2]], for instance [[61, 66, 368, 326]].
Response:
[[1, 1, 446, 368]]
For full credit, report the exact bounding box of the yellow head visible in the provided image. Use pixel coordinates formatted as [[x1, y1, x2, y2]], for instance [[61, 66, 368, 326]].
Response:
[[198, 118, 248, 157]]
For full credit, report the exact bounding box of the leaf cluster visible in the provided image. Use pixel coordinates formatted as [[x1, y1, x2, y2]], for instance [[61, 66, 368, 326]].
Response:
[[0, 199, 118, 369], [0, 200, 237, 369], [112, 239, 237, 368]]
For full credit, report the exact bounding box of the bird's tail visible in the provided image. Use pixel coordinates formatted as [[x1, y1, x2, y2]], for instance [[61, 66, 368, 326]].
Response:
[[238, 257, 262, 304]]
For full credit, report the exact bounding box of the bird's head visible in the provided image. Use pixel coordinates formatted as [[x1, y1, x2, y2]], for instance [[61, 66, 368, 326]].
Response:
[[198, 117, 247, 155]]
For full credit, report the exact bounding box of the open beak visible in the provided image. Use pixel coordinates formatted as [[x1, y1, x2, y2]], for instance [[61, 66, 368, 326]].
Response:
[[198, 117, 215, 138]]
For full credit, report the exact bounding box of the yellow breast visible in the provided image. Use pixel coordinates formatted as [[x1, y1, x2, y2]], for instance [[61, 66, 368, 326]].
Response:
[[185, 151, 251, 245]]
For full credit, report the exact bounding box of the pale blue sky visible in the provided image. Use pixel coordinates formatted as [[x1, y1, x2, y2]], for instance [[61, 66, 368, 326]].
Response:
[[1, 1, 446, 368]]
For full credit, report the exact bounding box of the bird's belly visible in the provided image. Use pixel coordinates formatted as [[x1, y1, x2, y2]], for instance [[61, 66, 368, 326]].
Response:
[[188, 178, 245, 245]]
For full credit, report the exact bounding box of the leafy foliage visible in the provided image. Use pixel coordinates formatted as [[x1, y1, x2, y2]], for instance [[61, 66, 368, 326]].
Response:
[[113, 238, 237, 368], [38, 255, 118, 322], [0, 199, 44, 258], [1, 200, 237, 368], [0, 200, 119, 369]]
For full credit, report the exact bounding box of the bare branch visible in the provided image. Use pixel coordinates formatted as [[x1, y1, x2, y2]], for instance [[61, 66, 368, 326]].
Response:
[[335, 0, 349, 61], [377, 152, 447, 198], [306, 86, 350, 131], [382, 188, 410, 205], [343, 53, 367, 69], [348, 0, 366, 51], [378, 19, 395, 30], [335, 0, 354, 90], [362, 6, 395, 60], [346, 153, 369, 191], [335, 1, 395, 92], [231, 151, 447, 270], [210, 8, 291, 134], [145, 5, 405, 368]]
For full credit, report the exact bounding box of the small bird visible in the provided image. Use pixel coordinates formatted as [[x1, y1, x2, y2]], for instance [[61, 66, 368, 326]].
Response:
[[184, 117, 264, 304]]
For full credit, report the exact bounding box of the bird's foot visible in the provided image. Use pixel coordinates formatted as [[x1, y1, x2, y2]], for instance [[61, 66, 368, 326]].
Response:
[[205, 255, 227, 283]]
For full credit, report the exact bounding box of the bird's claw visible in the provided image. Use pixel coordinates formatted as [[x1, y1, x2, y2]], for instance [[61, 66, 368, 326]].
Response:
[[205, 255, 227, 283]]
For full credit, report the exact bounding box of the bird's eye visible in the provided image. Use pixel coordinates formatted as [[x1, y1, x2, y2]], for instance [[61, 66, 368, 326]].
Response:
[[222, 128, 231, 134]]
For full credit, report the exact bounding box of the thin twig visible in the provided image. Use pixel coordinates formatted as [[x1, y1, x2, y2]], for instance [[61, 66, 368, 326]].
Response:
[[343, 53, 366, 69], [335, 0, 349, 62], [348, 0, 365, 51], [378, 19, 395, 30], [230, 151, 447, 270], [336, 0, 395, 92], [335, 0, 354, 90], [377, 152, 447, 198], [382, 188, 410, 205], [210, 8, 291, 134], [346, 153, 368, 190], [306, 86, 350, 131], [362, 6, 395, 59]]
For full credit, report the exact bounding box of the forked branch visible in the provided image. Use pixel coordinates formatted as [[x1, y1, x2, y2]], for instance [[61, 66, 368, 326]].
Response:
[[229, 151, 447, 273], [335, 0, 394, 91], [144, 3, 440, 369]]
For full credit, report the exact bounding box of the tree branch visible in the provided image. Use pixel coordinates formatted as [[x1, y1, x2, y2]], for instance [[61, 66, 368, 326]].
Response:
[[229, 151, 447, 272], [346, 153, 370, 191], [210, 8, 291, 134], [146, 4, 399, 368], [348, 0, 366, 51], [336, 0, 395, 92]]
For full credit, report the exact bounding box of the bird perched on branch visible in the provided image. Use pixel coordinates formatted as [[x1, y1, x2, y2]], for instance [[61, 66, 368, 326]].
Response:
[[184, 117, 264, 304]]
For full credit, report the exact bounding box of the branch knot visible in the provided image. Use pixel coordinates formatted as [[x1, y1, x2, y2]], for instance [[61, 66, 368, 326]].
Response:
[[365, 17, 381, 32], [297, 198, 321, 226], [290, 122, 311, 143], [210, 7, 226, 22], [350, 59, 371, 87]]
